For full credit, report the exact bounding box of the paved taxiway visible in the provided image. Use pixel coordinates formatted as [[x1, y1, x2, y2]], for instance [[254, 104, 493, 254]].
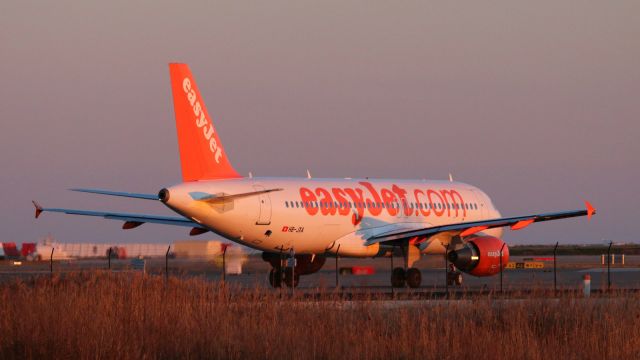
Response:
[[1, 255, 639, 292]]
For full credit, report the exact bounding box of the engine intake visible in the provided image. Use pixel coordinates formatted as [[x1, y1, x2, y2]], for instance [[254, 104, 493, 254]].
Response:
[[448, 236, 509, 277]]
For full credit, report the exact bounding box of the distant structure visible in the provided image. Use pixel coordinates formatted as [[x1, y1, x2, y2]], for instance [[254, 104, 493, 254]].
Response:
[[35, 236, 170, 260], [173, 240, 226, 259], [1, 236, 247, 266]]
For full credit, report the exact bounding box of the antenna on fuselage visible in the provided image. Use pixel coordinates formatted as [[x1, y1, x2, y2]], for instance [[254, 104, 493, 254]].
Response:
[[248, 172, 253, 179], [306, 169, 312, 179], [448, 173, 454, 182]]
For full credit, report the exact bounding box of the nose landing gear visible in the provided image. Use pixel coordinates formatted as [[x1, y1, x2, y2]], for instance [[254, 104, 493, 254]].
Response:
[[268, 267, 300, 288]]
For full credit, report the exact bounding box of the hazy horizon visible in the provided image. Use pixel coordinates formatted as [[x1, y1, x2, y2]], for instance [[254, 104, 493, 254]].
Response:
[[1, 1, 638, 246]]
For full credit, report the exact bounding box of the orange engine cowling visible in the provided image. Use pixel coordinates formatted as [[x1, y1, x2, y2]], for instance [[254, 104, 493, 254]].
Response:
[[447, 236, 509, 277]]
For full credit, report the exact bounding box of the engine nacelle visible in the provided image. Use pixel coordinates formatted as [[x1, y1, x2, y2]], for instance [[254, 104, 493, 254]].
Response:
[[447, 236, 509, 276], [262, 252, 327, 275]]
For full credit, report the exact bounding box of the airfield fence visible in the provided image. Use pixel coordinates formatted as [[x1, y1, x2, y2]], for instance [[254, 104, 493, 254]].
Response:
[[2, 243, 640, 296]]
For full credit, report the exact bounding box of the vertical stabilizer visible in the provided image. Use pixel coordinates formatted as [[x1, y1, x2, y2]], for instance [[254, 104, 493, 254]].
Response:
[[169, 63, 241, 181]]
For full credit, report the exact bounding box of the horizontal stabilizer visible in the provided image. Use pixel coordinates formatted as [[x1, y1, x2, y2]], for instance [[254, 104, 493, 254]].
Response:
[[32, 201, 202, 229], [70, 188, 159, 200]]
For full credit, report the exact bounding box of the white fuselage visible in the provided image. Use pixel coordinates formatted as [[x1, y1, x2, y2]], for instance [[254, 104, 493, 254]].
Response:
[[162, 178, 503, 256]]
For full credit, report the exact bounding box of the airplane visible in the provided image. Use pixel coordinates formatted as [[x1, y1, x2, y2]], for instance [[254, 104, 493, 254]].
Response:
[[33, 63, 596, 288]]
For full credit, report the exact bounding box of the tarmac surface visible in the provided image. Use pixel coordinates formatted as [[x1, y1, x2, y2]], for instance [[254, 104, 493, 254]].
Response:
[[1, 254, 639, 293]]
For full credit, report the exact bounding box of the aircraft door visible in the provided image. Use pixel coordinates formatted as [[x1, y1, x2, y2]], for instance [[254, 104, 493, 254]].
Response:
[[254, 185, 272, 225]]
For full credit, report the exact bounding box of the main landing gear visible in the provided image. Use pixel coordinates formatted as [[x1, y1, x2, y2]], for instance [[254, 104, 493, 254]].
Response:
[[391, 243, 423, 288], [447, 264, 463, 286], [391, 267, 422, 288]]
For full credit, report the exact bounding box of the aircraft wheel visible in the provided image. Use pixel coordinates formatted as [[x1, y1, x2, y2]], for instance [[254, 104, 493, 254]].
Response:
[[406, 268, 422, 288], [391, 267, 406, 288], [284, 271, 300, 288], [454, 273, 463, 286], [268, 268, 283, 288]]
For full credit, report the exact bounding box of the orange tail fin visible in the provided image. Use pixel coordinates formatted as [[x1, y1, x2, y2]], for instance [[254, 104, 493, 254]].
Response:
[[169, 63, 241, 181]]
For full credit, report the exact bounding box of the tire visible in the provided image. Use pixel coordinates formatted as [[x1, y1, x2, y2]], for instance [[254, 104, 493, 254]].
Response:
[[268, 268, 282, 288], [284, 270, 300, 288], [454, 273, 463, 286], [391, 267, 406, 288], [406, 268, 422, 288]]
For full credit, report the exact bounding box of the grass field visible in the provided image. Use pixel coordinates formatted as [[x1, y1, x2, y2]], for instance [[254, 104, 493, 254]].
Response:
[[1, 272, 639, 359]]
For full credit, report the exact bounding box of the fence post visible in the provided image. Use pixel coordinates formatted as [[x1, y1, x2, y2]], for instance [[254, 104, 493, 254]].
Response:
[[607, 241, 613, 292], [390, 247, 395, 296], [222, 245, 227, 283], [165, 245, 170, 282], [335, 244, 341, 289], [583, 274, 591, 298], [108, 247, 112, 270], [50, 247, 54, 276], [289, 248, 295, 296], [278, 247, 284, 293], [500, 242, 506, 294], [553, 241, 559, 296], [445, 243, 450, 297]]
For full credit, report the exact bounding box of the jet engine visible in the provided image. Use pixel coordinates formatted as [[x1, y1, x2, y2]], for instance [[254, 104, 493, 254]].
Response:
[[447, 236, 509, 276], [262, 252, 326, 275]]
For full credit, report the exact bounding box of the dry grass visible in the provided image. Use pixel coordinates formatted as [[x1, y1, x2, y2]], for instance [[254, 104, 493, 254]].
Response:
[[1, 272, 639, 359]]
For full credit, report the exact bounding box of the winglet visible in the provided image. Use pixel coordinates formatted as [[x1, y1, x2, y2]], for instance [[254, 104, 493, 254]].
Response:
[[32, 201, 43, 219], [585, 200, 596, 221]]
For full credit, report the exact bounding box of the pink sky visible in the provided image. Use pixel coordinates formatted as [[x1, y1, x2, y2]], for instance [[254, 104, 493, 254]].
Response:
[[1, 1, 638, 245]]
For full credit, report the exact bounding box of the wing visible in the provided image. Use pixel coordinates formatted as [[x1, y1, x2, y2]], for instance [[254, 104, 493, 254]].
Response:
[[32, 201, 206, 233], [366, 201, 596, 245]]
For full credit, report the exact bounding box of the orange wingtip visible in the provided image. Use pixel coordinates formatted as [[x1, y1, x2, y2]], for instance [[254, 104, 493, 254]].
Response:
[[585, 200, 596, 221], [32, 200, 43, 219]]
